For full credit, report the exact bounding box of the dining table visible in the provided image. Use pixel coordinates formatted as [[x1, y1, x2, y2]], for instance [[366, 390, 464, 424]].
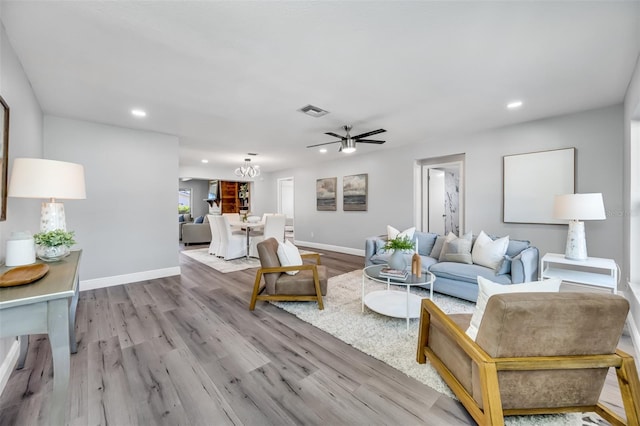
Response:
[[229, 219, 265, 259]]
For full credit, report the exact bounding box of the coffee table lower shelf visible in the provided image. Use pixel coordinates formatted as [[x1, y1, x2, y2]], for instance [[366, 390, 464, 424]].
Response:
[[364, 290, 422, 319]]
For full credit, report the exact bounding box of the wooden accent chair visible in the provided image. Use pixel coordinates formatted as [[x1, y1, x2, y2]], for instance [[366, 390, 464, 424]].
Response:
[[249, 238, 327, 310], [416, 292, 640, 426]]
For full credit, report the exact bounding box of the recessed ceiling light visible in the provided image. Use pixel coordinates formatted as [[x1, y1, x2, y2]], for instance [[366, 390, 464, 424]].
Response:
[[507, 101, 523, 109], [201, 159, 209, 164], [319, 148, 327, 153], [131, 109, 146, 117]]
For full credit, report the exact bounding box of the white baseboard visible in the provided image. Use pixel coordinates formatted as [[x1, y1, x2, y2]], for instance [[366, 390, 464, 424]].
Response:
[[80, 266, 181, 291], [294, 240, 365, 257], [0, 338, 20, 395]]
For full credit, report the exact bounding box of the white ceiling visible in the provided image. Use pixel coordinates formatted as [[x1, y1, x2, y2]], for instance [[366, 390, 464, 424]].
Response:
[[1, 1, 639, 174]]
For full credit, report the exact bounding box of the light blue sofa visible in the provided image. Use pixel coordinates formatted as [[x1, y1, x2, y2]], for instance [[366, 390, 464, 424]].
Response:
[[364, 231, 539, 302]]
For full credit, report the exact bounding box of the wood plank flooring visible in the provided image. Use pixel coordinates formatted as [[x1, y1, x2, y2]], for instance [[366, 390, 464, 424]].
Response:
[[0, 244, 636, 425]]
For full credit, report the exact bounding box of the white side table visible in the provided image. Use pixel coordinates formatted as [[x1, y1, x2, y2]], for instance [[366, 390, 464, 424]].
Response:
[[540, 253, 618, 294]]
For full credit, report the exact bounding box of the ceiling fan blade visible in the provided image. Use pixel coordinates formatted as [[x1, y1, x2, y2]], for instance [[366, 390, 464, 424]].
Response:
[[352, 128, 386, 139], [306, 140, 342, 148], [356, 139, 386, 144], [325, 132, 346, 139]]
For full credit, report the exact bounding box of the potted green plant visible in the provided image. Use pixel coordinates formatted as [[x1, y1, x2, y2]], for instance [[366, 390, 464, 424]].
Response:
[[383, 236, 415, 270], [33, 229, 76, 262]]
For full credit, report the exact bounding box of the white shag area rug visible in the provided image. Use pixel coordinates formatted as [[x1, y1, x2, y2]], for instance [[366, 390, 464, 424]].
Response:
[[182, 248, 260, 273], [273, 269, 588, 426]]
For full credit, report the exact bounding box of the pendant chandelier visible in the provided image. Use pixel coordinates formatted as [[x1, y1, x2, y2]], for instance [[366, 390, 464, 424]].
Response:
[[234, 158, 260, 178]]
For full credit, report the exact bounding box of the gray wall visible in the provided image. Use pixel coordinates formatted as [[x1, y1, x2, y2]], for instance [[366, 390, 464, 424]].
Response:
[[180, 178, 210, 219], [0, 20, 45, 391], [272, 105, 624, 272], [44, 116, 179, 281]]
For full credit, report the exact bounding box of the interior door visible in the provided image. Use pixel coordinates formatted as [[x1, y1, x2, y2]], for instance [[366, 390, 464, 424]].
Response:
[[428, 169, 445, 235]]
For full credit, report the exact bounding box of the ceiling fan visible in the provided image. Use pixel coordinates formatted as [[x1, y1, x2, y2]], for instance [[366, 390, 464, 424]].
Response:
[[307, 125, 386, 153]]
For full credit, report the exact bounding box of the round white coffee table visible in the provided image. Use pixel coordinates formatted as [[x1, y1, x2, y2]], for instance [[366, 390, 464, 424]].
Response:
[[361, 264, 435, 332]]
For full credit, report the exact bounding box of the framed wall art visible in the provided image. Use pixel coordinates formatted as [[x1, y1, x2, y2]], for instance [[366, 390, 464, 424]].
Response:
[[343, 173, 367, 211], [503, 147, 575, 224], [0, 95, 9, 221], [316, 177, 337, 211]]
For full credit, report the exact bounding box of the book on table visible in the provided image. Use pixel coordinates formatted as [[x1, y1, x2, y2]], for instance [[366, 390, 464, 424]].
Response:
[[380, 268, 409, 280]]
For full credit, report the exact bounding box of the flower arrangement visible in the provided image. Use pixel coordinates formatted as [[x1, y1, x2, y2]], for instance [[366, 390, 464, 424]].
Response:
[[383, 235, 415, 252]]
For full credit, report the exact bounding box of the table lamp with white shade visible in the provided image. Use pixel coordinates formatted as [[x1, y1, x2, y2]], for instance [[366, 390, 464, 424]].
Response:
[[8, 158, 86, 232], [553, 193, 606, 261]]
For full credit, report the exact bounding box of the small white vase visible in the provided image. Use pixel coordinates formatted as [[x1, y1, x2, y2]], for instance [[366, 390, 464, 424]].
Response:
[[36, 245, 70, 262], [388, 250, 407, 271]]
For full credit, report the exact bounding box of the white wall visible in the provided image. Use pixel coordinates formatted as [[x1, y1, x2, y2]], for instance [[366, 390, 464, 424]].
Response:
[[0, 20, 45, 394], [273, 105, 624, 271], [44, 116, 180, 287]]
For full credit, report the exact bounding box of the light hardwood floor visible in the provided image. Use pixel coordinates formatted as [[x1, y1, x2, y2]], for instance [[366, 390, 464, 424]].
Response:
[[0, 244, 636, 425]]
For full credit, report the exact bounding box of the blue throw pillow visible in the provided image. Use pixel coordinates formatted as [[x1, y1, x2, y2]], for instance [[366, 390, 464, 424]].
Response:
[[179, 214, 185, 223], [496, 254, 513, 275], [194, 216, 204, 224]]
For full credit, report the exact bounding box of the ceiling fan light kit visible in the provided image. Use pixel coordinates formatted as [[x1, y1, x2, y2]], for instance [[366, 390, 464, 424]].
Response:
[[307, 125, 386, 153]]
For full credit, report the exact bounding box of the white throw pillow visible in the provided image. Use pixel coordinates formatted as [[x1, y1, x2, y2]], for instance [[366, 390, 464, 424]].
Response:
[[277, 240, 303, 275], [466, 276, 562, 340], [387, 225, 416, 241], [472, 231, 510, 271]]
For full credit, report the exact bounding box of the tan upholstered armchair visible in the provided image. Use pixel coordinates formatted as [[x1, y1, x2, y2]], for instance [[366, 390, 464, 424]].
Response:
[[416, 293, 640, 426], [249, 238, 327, 310]]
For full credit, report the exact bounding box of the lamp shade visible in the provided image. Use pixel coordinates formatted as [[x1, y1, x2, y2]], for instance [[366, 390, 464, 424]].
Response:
[[553, 193, 606, 221], [8, 158, 86, 200]]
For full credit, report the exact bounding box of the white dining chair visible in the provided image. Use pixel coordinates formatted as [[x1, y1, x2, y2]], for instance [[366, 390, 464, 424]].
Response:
[[249, 214, 286, 257], [207, 214, 221, 256], [215, 215, 247, 260]]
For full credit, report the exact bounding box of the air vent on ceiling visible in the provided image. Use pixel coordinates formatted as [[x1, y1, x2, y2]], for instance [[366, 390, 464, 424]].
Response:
[[298, 104, 329, 118]]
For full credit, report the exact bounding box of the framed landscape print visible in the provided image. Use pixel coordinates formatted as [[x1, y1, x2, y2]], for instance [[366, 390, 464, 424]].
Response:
[[316, 177, 337, 211], [503, 147, 575, 224], [0, 95, 9, 221], [343, 173, 367, 211]]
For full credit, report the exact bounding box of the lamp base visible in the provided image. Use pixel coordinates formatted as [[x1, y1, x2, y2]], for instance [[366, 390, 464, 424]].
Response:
[[564, 220, 587, 261], [41, 202, 67, 232]]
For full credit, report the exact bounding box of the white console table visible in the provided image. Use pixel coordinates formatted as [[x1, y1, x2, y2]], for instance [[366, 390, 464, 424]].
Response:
[[0, 250, 81, 426], [540, 252, 618, 294]]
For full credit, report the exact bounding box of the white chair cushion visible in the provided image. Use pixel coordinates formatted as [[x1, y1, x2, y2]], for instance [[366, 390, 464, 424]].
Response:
[[277, 240, 303, 275], [466, 276, 562, 340]]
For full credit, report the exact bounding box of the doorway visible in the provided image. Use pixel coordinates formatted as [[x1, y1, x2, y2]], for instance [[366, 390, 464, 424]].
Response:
[[278, 177, 294, 235], [418, 154, 465, 235]]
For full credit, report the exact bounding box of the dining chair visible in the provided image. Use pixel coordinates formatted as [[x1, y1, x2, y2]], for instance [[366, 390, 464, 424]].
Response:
[[249, 214, 286, 257], [207, 214, 221, 256], [214, 215, 246, 260]]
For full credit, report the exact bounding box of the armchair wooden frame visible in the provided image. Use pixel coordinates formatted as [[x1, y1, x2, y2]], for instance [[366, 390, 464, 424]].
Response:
[[249, 253, 324, 310], [416, 299, 640, 426]]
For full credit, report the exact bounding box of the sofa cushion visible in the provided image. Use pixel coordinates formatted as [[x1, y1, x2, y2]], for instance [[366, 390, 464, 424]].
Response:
[[496, 254, 513, 275], [472, 231, 509, 271], [505, 238, 530, 257], [370, 253, 438, 271], [439, 231, 472, 262], [387, 225, 415, 241], [414, 232, 438, 256], [430, 262, 513, 285], [194, 215, 204, 224], [179, 214, 185, 222], [466, 276, 562, 340]]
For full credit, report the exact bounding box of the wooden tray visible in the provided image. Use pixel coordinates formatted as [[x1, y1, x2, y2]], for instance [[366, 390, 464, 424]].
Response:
[[0, 264, 50, 287]]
